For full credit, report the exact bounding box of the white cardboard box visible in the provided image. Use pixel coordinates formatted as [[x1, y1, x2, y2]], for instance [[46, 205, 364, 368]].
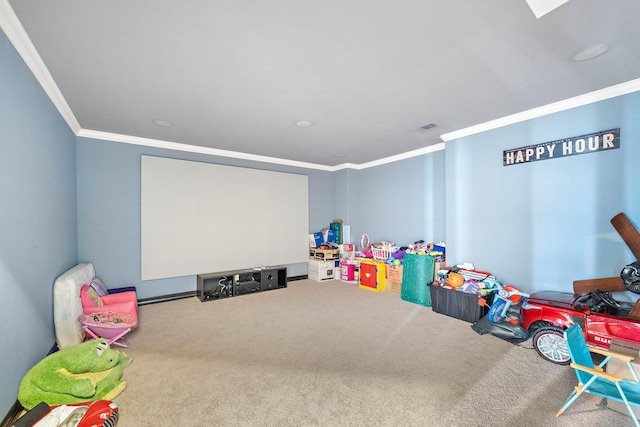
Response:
[[308, 260, 336, 282]]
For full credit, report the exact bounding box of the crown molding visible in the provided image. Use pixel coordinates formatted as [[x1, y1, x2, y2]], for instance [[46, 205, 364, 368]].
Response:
[[440, 78, 640, 142], [77, 129, 336, 171], [0, 0, 81, 133], [78, 129, 445, 172], [331, 143, 446, 170]]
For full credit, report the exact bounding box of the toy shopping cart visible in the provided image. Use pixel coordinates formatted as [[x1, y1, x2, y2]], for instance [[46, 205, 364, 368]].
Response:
[[78, 311, 137, 348]]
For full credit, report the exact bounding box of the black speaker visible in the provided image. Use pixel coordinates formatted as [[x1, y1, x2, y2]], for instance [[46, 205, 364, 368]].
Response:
[[261, 270, 277, 290], [261, 268, 287, 290]]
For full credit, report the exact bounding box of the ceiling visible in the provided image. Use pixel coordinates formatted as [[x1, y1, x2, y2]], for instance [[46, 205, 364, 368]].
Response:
[[3, 1, 640, 168]]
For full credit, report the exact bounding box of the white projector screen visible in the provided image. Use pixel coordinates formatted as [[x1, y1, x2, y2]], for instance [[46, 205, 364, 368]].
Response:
[[141, 156, 309, 280]]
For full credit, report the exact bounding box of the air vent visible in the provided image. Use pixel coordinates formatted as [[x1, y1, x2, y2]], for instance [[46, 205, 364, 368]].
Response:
[[416, 123, 437, 133]]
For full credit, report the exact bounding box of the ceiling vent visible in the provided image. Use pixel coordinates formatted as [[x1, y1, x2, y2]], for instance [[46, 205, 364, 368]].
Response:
[[416, 123, 437, 133]]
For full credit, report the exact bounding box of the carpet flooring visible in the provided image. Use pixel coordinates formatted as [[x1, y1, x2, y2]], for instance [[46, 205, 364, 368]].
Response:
[[113, 279, 632, 426]]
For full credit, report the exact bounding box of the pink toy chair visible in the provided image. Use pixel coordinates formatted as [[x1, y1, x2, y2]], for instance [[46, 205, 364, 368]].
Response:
[[78, 312, 136, 347], [79, 285, 139, 347]]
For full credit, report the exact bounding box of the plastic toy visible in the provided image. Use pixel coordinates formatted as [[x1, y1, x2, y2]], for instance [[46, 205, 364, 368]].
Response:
[[360, 234, 370, 250], [474, 285, 640, 364], [520, 289, 640, 364], [18, 339, 131, 410], [480, 282, 529, 324], [16, 400, 119, 427], [472, 280, 531, 344], [78, 312, 136, 348], [447, 272, 464, 288], [477, 289, 640, 365]]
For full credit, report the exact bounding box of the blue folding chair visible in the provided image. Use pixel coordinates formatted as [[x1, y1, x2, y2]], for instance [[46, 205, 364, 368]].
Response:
[[557, 324, 640, 426]]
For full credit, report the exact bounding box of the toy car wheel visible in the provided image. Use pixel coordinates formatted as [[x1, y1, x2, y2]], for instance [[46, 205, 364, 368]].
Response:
[[487, 300, 506, 323], [532, 326, 570, 365]]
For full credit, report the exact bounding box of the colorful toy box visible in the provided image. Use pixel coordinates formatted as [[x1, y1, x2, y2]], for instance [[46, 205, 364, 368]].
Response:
[[359, 260, 386, 292], [340, 259, 358, 282]]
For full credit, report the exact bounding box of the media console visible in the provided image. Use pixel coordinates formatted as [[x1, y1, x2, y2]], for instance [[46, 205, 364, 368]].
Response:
[[196, 266, 287, 302]]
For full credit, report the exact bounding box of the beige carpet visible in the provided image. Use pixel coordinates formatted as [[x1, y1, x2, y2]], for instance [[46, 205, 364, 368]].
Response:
[[114, 279, 631, 426]]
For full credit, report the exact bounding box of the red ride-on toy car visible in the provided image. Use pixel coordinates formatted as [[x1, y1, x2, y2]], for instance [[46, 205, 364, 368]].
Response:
[[520, 289, 640, 364], [521, 213, 640, 364], [13, 400, 118, 427]]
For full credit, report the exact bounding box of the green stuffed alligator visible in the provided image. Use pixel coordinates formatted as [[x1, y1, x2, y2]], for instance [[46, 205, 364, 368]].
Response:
[[18, 339, 131, 410]]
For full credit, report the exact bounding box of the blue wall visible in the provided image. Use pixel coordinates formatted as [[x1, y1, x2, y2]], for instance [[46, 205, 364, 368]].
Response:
[[347, 152, 446, 247], [0, 31, 78, 415], [445, 92, 640, 293]]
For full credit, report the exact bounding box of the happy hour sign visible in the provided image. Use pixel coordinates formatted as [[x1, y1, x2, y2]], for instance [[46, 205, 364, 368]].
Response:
[[503, 128, 620, 166]]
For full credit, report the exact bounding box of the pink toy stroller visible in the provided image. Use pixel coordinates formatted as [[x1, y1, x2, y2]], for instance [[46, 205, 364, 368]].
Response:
[[78, 312, 137, 348]]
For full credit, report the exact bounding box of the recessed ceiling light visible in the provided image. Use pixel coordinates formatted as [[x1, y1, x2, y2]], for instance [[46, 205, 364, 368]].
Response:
[[333, 153, 345, 158], [571, 43, 611, 62], [152, 119, 173, 127], [295, 120, 313, 128]]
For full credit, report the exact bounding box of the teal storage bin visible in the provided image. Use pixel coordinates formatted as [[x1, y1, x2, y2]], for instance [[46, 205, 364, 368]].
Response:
[[401, 253, 435, 307]]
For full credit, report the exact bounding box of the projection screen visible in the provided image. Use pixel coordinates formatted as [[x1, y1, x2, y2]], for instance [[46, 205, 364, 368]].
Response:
[[141, 156, 309, 280]]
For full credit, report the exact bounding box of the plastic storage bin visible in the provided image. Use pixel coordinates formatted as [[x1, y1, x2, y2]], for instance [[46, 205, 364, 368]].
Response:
[[401, 253, 434, 306], [430, 284, 489, 322]]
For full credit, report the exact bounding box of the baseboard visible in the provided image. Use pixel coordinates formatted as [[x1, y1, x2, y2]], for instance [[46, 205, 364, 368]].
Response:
[[1, 400, 24, 427], [139, 276, 307, 305], [1, 344, 57, 427], [137, 291, 196, 306]]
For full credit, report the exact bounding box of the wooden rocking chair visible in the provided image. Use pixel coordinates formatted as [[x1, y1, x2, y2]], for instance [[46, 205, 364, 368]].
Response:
[[573, 213, 640, 320]]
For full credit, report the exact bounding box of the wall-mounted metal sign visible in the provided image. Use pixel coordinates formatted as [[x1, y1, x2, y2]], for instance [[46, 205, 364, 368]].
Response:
[[503, 128, 620, 166]]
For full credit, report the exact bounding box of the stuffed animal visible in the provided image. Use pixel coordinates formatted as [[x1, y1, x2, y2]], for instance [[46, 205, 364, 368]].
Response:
[[18, 339, 131, 410]]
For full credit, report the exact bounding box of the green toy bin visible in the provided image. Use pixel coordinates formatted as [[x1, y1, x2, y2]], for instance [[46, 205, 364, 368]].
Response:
[[401, 253, 435, 307]]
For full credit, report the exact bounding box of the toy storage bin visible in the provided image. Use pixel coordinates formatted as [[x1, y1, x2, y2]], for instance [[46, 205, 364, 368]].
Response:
[[387, 265, 403, 293], [359, 260, 386, 292], [430, 284, 489, 323], [401, 253, 434, 307], [340, 259, 358, 282]]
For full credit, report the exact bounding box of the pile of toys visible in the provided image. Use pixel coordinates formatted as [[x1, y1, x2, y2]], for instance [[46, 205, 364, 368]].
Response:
[[339, 236, 446, 290], [353, 237, 445, 263], [433, 263, 496, 295]]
